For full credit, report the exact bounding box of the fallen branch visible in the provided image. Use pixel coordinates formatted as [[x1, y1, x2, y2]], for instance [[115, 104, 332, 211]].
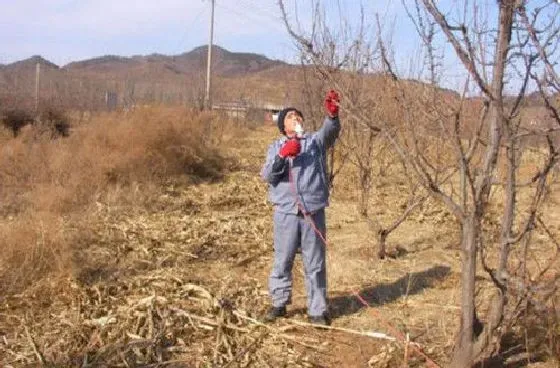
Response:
[[170, 307, 250, 333], [288, 319, 397, 341], [221, 331, 267, 368], [232, 310, 324, 351]]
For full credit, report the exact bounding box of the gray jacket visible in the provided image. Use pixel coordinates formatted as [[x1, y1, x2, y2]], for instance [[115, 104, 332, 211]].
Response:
[[261, 116, 341, 214]]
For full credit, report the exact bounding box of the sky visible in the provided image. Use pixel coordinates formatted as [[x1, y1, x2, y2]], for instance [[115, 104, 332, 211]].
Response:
[[1, 0, 558, 92], [0, 0, 423, 66]]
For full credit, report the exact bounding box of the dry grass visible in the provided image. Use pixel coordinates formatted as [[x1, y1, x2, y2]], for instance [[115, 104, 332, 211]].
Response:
[[0, 107, 234, 294], [0, 109, 558, 367]]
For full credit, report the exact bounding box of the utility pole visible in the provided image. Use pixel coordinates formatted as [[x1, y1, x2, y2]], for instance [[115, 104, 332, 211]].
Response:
[[35, 62, 41, 113], [204, 0, 215, 110]]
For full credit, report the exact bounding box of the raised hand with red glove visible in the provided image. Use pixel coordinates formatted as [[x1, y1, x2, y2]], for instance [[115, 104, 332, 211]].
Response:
[[279, 138, 301, 158], [324, 89, 340, 118]]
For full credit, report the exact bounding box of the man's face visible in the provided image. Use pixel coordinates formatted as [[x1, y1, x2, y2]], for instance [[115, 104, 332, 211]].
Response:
[[284, 110, 303, 136]]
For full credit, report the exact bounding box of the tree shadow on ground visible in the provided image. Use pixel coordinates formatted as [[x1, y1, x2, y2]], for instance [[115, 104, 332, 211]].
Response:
[[327, 265, 452, 319]]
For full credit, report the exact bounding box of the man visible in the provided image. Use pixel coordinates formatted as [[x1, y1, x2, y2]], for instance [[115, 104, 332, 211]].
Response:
[[260, 90, 341, 325]]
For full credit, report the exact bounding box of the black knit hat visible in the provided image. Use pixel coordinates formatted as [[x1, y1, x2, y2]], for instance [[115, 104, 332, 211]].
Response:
[[277, 107, 303, 135]]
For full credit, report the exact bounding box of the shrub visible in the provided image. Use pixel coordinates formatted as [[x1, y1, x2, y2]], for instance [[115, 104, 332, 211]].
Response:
[[1, 108, 34, 137], [0, 107, 232, 293]]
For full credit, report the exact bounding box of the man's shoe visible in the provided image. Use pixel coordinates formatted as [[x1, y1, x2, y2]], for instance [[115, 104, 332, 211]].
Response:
[[308, 313, 331, 326], [263, 306, 287, 323]]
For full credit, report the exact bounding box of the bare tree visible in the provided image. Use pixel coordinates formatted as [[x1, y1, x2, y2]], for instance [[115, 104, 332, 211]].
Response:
[[344, 116, 426, 259], [287, 1, 425, 259], [416, 2, 560, 365], [279, 0, 560, 366]]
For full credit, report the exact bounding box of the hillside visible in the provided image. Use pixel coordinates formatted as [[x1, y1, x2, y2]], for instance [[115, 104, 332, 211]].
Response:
[[63, 45, 286, 77], [1, 46, 553, 117], [2, 55, 60, 72], [0, 45, 293, 109]]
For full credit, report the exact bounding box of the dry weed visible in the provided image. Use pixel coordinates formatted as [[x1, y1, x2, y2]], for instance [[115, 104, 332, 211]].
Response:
[[0, 107, 233, 293], [0, 115, 558, 367]]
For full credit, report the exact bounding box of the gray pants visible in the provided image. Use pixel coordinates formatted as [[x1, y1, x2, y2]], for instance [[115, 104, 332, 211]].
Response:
[[269, 209, 327, 317]]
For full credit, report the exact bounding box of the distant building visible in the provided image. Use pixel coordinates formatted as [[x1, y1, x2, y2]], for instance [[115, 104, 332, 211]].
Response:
[[212, 101, 249, 119], [260, 102, 283, 124], [212, 101, 284, 123]]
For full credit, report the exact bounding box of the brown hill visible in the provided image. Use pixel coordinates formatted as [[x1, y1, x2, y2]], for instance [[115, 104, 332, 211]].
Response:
[[62, 45, 287, 77], [0, 45, 292, 109], [2, 55, 60, 72], [1, 46, 554, 115]]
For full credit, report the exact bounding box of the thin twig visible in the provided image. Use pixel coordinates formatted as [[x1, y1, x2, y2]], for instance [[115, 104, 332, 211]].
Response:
[[231, 310, 323, 350], [24, 324, 46, 366], [221, 331, 267, 368], [213, 308, 225, 365], [170, 307, 250, 333], [288, 319, 397, 341]]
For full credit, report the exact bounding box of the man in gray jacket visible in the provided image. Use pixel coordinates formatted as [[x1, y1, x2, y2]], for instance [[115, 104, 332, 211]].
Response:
[[261, 90, 341, 325]]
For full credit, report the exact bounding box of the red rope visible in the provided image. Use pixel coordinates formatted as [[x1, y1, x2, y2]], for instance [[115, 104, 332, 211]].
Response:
[[287, 161, 441, 368]]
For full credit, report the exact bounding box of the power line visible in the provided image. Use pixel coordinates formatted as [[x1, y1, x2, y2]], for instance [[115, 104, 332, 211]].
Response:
[[214, 1, 302, 62], [205, 0, 215, 110], [214, 1, 286, 33], [235, 0, 284, 24], [173, 6, 207, 53]]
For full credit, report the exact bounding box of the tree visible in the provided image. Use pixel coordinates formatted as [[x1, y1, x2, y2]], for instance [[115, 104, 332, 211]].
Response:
[[282, 1, 425, 259], [278, 0, 560, 366]]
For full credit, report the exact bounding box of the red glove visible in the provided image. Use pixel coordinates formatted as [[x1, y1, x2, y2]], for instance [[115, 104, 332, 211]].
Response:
[[324, 89, 340, 117], [279, 138, 301, 158]]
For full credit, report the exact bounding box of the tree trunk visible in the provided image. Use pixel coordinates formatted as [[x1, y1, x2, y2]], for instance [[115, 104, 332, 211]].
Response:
[[451, 2, 516, 366], [499, 136, 516, 277], [359, 171, 371, 217], [451, 215, 479, 368], [377, 230, 387, 260]]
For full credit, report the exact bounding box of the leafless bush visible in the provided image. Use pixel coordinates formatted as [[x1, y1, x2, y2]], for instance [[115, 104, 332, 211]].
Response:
[[36, 108, 71, 137], [1, 108, 34, 137]]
